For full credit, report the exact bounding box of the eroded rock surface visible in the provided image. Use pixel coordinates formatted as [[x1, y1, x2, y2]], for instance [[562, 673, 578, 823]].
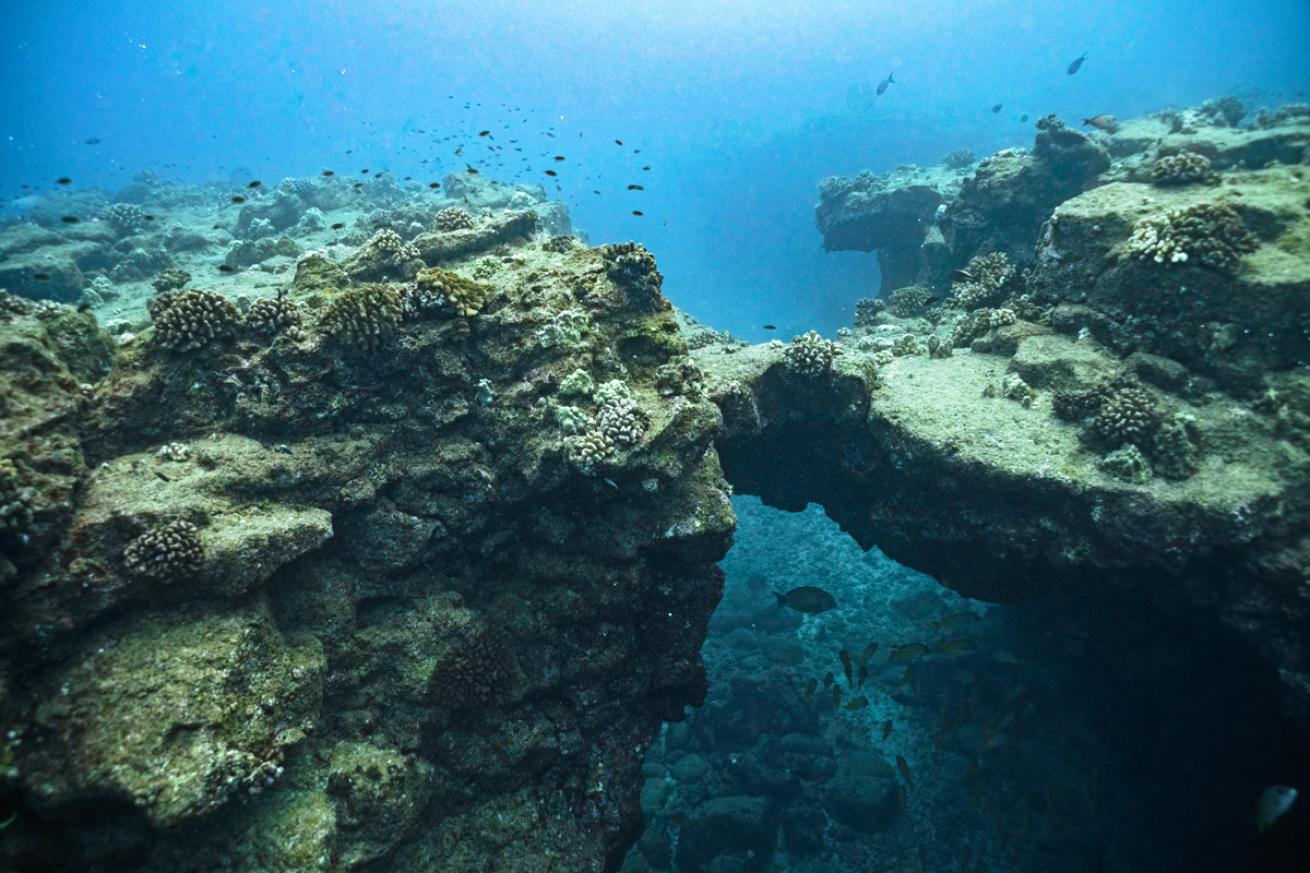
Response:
[[0, 217, 732, 871]]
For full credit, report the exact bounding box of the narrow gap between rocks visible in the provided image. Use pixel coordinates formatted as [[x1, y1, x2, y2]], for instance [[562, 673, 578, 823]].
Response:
[[623, 496, 1309, 873]]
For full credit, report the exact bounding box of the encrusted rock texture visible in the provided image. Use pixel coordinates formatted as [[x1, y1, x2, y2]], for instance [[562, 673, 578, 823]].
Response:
[[743, 99, 1310, 726], [0, 208, 733, 871]]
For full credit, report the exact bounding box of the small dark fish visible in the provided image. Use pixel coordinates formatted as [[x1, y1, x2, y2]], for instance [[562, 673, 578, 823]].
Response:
[[615, 139, 623, 145], [823, 671, 835, 688], [360, 168, 369, 174], [455, 147, 463, 156], [642, 165, 651, 171], [554, 155, 565, 161], [896, 754, 915, 789], [330, 222, 346, 230], [627, 184, 644, 190], [802, 677, 817, 705], [56, 177, 72, 185], [247, 180, 261, 188], [353, 182, 364, 189], [544, 170, 557, 177], [218, 264, 236, 273], [992, 103, 1003, 113], [876, 71, 895, 96], [859, 642, 879, 668], [32, 272, 50, 280], [466, 166, 479, 174], [77, 302, 92, 312], [1082, 114, 1120, 133], [833, 686, 843, 708], [429, 182, 440, 189], [881, 719, 893, 741], [951, 268, 975, 283], [839, 649, 854, 686], [774, 586, 837, 614], [84, 137, 101, 145], [632, 210, 644, 216], [762, 324, 777, 331], [857, 663, 868, 688], [845, 695, 869, 711], [479, 130, 491, 136], [1020, 114, 1029, 123], [1067, 52, 1088, 75], [322, 170, 335, 176], [143, 215, 155, 221], [59, 215, 79, 224], [231, 195, 246, 204], [154, 470, 171, 483]]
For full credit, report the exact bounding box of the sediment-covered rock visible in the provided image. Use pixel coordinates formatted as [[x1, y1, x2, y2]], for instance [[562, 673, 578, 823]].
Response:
[[0, 222, 734, 871]]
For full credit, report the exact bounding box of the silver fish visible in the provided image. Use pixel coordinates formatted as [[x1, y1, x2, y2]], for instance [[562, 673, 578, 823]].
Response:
[[1082, 114, 1120, 133]]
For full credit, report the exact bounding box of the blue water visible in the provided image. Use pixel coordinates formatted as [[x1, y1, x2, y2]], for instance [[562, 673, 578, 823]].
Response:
[[4, 1, 1307, 340]]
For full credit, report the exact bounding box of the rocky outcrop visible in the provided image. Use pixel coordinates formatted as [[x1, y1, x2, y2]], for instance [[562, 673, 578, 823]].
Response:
[[814, 165, 962, 290], [0, 224, 733, 870], [695, 334, 1310, 722]]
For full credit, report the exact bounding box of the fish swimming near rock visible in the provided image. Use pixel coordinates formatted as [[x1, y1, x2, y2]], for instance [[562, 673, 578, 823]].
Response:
[[839, 649, 854, 685], [845, 695, 868, 710], [1067, 52, 1088, 75], [887, 642, 931, 665], [1082, 113, 1119, 133], [881, 719, 893, 741], [774, 586, 837, 614], [876, 72, 895, 96], [896, 754, 914, 789], [932, 611, 982, 634], [1256, 785, 1297, 833], [802, 677, 817, 705]]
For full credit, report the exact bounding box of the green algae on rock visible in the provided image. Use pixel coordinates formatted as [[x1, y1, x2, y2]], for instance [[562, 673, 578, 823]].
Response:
[[0, 205, 735, 872]]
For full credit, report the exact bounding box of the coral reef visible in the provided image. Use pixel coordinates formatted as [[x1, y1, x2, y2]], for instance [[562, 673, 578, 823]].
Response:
[[949, 251, 1017, 309], [101, 201, 148, 235], [245, 292, 301, 337], [150, 266, 191, 293], [1147, 150, 1218, 186], [568, 379, 648, 470], [405, 266, 488, 318], [0, 214, 731, 873], [884, 284, 936, 318], [783, 331, 842, 377], [1126, 202, 1257, 271], [1092, 382, 1160, 447], [434, 206, 476, 231], [343, 228, 421, 282], [319, 283, 404, 349], [1098, 443, 1152, 482], [600, 241, 665, 305], [121, 519, 205, 581], [149, 289, 243, 353]]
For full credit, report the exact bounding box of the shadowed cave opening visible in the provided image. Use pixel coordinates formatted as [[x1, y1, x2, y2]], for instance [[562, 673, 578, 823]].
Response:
[[622, 483, 1310, 872]]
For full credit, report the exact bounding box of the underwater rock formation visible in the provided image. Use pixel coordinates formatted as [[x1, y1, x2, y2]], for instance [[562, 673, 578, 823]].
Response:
[[708, 102, 1310, 732], [0, 212, 733, 871]]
